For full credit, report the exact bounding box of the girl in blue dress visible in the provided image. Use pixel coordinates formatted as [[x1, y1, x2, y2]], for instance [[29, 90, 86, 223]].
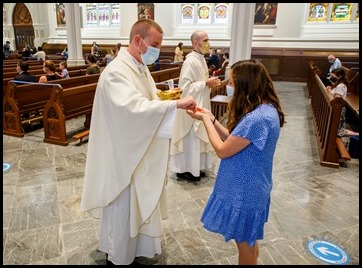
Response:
[[187, 59, 285, 264]]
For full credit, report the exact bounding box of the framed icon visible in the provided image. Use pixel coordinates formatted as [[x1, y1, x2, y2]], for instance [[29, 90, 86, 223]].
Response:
[[138, 3, 154, 20], [56, 3, 66, 27]]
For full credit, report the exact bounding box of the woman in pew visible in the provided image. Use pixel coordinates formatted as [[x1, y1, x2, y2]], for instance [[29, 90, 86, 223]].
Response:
[[212, 52, 229, 78], [38, 60, 60, 82], [85, 54, 101, 75], [325, 67, 359, 137]]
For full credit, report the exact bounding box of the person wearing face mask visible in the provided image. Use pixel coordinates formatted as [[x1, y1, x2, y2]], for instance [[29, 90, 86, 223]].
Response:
[[321, 54, 342, 86], [170, 30, 221, 182], [186, 59, 285, 264], [80, 19, 197, 265]]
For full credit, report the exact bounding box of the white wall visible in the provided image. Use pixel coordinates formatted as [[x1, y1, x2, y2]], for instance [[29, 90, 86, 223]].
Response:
[[3, 3, 359, 49]]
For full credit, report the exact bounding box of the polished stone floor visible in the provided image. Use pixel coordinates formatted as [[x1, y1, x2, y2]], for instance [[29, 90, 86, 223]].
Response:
[[3, 82, 359, 265]]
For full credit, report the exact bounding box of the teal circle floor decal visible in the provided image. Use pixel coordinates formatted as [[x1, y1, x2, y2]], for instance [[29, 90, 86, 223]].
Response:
[[306, 240, 350, 265], [3, 163, 11, 172]]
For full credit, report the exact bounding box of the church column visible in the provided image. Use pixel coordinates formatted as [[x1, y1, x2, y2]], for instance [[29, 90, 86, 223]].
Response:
[[65, 3, 84, 66], [226, 3, 255, 78]]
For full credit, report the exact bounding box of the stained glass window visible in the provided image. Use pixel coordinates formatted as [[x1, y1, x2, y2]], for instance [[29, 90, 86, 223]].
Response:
[[181, 3, 229, 24], [307, 3, 358, 23], [330, 3, 353, 22], [355, 3, 359, 20], [181, 3, 194, 23], [307, 3, 328, 22], [86, 3, 120, 26], [214, 3, 228, 23]]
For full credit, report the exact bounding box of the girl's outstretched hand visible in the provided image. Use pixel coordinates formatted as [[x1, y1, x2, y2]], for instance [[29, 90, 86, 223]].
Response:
[[186, 106, 213, 121]]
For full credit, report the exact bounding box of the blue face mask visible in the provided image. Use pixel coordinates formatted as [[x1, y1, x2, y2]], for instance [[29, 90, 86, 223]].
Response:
[[226, 85, 235, 96], [139, 38, 160, 65]]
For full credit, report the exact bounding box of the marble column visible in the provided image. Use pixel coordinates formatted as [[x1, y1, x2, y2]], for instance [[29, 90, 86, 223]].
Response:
[[225, 3, 255, 79], [65, 3, 85, 66]]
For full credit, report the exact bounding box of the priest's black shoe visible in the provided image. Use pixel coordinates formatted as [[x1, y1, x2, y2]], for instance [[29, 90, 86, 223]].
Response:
[[129, 259, 145, 266], [105, 254, 114, 265], [176, 172, 201, 181], [200, 171, 206, 177]]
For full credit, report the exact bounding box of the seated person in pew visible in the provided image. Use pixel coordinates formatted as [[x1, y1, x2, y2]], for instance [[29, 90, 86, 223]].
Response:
[[212, 52, 229, 78], [102, 48, 115, 66], [32, 46, 46, 61], [61, 47, 68, 59], [39, 60, 61, 82], [207, 48, 220, 69], [321, 54, 342, 87], [85, 54, 101, 75], [325, 67, 359, 137], [14, 61, 38, 83], [55, 61, 70, 79]]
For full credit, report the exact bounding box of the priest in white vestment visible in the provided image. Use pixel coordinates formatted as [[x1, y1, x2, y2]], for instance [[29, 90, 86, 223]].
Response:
[[80, 19, 196, 265], [170, 30, 221, 181]]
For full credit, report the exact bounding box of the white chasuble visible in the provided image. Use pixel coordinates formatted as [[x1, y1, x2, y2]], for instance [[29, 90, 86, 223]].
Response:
[[80, 47, 176, 238], [170, 51, 213, 156]]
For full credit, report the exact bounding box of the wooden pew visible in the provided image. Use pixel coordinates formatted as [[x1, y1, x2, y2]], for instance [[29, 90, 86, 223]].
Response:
[[43, 83, 98, 146], [345, 71, 359, 118], [211, 95, 232, 122], [310, 73, 351, 168], [3, 74, 101, 137], [155, 77, 179, 91], [151, 66, 181, 82], [3, 63, 93, 78], [3, 69, 88, 98], [306, 61, 322, 97], [209, 79, 230, 121], [210, 78, 228, 98], [3, 59, 44, 67], [3, 60, 64, 73]]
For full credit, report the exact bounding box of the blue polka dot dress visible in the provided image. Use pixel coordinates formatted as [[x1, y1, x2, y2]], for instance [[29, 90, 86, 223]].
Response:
[[201, 103, 281, 246]]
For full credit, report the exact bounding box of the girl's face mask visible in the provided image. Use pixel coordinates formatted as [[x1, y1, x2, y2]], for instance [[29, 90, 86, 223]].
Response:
[[226, 85, 235, 96]]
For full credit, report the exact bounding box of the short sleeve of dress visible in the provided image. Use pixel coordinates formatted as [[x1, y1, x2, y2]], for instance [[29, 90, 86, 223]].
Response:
[[232, 111, 269, 151]]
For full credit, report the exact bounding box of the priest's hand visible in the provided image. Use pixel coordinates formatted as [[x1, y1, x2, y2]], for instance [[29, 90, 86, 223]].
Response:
[[176, 96, 196, 110], [206, 76, 221, 87]]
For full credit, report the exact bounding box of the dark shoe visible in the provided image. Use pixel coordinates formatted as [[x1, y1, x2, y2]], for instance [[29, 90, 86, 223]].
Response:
[[176, 172, 201, 181], [200, 171, 206, 177], [129, 260, 145, 266], [105, 253, 114, 265]]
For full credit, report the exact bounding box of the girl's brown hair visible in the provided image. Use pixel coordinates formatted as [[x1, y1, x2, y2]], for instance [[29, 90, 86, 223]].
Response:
[[226, 59, 285, 132]]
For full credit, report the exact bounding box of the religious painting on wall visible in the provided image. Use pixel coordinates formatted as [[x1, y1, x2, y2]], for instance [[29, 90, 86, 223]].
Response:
[[56, 3, 66, 27], [254, 3, 278, 25], [138, 3, 154, 20]]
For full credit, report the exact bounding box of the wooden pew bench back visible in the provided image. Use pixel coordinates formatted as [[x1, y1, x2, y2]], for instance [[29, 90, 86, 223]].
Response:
[[3, 73, 101, 137], [43, 83, 98, 146], [151, 66, 181, 82], [310, 73, 351, 168]]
